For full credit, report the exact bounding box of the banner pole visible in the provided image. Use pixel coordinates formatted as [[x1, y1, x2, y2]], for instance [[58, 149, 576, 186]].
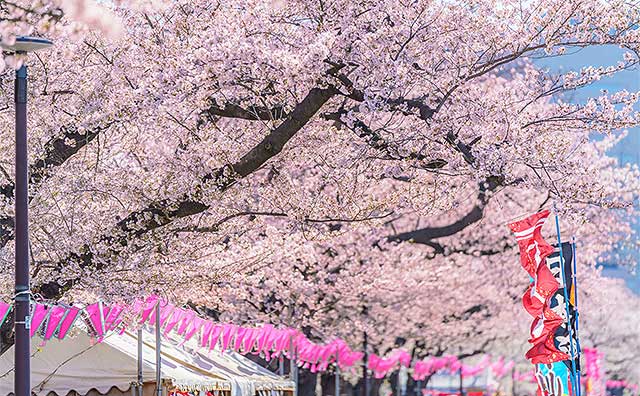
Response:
[[553, 205, 578, 393], [571, 237, 582, 396], [155, 302, 162, 396]]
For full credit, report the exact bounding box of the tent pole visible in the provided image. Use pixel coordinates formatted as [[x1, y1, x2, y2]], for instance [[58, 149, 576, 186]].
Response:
[[290, 336, 298, 396], [155, 302, 162, 396], [335, 350, 340, 396], [137, 328, 143, 396]]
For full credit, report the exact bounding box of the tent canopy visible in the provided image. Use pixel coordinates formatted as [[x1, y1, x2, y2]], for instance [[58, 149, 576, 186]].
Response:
[[0, 327, 294, 396]]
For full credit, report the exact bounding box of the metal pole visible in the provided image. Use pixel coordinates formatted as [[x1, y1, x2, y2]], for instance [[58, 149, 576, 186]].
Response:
[[571, 237, 582, 396], [458, 368, 463, 396], [363, 332, 369, 396], [553, 208, 578, 394], [137, 328, 143, 396], [335, 350, 340, 396], [14, 62, 30, 396], [155, 303, 161, 396], [290, 337, 298, 396]]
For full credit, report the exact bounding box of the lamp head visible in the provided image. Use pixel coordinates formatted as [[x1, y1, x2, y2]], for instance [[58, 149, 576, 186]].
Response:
[[1, 36, 53, 53]]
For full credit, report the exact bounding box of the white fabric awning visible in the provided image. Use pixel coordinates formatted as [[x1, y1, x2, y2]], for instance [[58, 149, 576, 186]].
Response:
[[0, 327, 294, 396]]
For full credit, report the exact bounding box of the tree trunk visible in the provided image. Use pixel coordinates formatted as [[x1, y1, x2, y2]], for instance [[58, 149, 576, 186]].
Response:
[[299, 368, 318, 396], [370, 378, 383, 396], [321, 371, 338, 395]]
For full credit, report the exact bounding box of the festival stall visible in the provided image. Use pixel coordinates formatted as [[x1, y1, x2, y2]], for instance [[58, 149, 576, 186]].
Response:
[[0, 326, 295, 396]]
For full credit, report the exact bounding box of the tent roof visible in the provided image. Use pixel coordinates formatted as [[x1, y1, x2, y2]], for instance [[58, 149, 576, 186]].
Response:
[[0, 327, 294, 396]]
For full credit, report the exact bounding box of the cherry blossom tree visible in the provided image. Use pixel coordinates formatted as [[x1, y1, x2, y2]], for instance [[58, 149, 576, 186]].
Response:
[[0, 0, 639, 394]]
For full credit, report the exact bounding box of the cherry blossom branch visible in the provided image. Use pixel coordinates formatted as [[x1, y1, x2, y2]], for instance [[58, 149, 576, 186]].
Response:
[[0, 122, 115, 248], [37, 84, 339, 299]]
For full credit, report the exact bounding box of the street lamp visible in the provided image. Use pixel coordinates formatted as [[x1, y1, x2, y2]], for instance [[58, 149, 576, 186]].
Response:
[[1, 35, 53, 396]]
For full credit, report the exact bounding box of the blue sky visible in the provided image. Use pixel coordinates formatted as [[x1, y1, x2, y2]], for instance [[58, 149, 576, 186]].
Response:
[[534, 45, 640, 294]]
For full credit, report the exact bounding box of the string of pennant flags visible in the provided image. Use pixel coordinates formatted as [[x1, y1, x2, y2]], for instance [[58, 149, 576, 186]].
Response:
[[0, 296, 532, 383], [0, 288, 636, 393]]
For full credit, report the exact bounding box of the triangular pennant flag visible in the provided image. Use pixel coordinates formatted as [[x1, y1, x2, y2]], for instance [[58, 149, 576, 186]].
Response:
[[140, 295, 159, 324], [209, 325, 222, 352], [164, 308, 185, 336], [201, 320, 214, 349], [158, 304, 174, 328], [30, 304, 50, 337], [184, 317, 204, 343], [0, 302, 12, 328], [104, 304, 125, 332], [43, 305, 67, 341], [57, 307, 80, 339], [85, 303, 106, 337]]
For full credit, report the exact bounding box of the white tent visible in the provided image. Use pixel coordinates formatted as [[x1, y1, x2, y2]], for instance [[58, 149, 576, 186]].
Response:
[[0, 327, 294, 396]]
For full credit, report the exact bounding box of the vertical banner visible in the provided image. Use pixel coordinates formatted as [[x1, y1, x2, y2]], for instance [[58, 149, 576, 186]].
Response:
[[546, 244, 579, 372], [535, 362, 573, 396], [510, 212, 579, 396]]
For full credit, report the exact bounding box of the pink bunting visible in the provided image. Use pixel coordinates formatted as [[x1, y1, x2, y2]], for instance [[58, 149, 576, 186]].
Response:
[[29, 304, 50, 337], [209, 325, 223, 351], [176, 310, 195, 335], [221, 324, 237, 352], [140, 295, 159, 324], [184, 316, 204, 343], [164, 308, 185, 335], [43, 305, 67, 341], [85, 303, 107, 337], [0, 295, 541, 382], [104, 304, 125, 332], [0, 302, 11, 328], [57, 307, 80, 339], [201, 320, 214, 349]]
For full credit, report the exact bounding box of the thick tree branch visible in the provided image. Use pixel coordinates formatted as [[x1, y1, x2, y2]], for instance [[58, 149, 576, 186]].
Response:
[[322, 110, 448, 170], [387, 175, 505, 245], [199, 99, 288, 122]]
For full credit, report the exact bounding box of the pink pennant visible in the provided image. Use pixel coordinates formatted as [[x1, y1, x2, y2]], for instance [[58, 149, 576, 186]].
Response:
[[0, 302, 11, 327], [140, 295, 159, 324], [164, 308, 185, 336], [30, 304, 50, 337], [104, 304, 125, 332], [43, 305, 67, 341], [234, 327, 248, 351], [201, 320, 214, 348], [184, 316, 204, 343], [242, 328, 259, 352], [57, 307, 80, 339], [221, 324, 237, 352], [158, 304, 174, 328], [176, 310, 195, 335], [209, 325, 222, 351], [85, 303, 106, 337], [255, 324, 273, 355]]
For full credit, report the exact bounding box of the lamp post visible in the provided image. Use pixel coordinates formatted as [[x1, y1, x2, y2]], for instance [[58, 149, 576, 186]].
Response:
[[1, 36, 53, 396]]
